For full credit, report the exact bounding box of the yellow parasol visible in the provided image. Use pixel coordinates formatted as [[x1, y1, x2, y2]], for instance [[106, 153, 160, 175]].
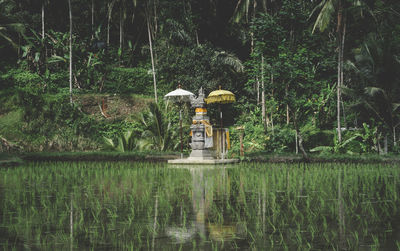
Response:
[[205, 86, 235, 159], [205, 89, 236, 104], [205, 86, 236, 128]]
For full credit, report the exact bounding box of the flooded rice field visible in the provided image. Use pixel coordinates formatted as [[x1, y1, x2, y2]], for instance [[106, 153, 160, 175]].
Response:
[[1, 162, 399, 250]]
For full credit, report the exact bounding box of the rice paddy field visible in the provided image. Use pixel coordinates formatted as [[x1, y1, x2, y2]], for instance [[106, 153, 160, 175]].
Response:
[[0, 162, 399, 250]]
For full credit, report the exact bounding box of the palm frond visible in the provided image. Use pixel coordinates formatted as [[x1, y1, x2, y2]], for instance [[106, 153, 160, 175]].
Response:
[[312, 0, 335, 33], [308, 0, 327, 20], [117, 137, 125, 152], [344, 59, 359, 72], [392, 103, 400, 112], [364, 86, 384, 97], [213, 51, 244, 72], [103, 137, 116, 150], [232, 0, 250, 23]]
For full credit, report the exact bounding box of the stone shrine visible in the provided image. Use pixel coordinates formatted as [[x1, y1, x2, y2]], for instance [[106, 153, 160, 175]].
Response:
[[168, 88, 239, 165], [188, 87, 214, 160]]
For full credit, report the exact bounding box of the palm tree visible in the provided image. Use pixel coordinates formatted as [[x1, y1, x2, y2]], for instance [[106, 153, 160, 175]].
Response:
[[232, 0, 271, 54], [311, 0, 366, 143], [232, 0, 268, 24], [211, 50, 244, 73], [137, 102, 175, 151], [147, 13, 158, 103], [349, 34, 400, 150]]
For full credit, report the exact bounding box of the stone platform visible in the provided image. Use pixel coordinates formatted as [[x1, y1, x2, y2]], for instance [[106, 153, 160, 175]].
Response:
[[168, 158, 239, 165]]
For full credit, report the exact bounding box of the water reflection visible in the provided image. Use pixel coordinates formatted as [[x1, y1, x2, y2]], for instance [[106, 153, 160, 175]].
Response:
[[166, 165, 242, 246]]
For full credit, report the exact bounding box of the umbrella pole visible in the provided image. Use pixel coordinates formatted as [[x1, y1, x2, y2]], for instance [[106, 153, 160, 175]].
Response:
[[180, 108, 183, 159], [219, 105, 225, 159]]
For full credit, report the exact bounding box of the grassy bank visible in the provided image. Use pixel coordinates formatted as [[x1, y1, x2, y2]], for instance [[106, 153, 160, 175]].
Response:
[[0, 92, 153, 152], [19, 151, 181, 162], [242, 151, 400, 164], [0, 153, 24, 167], [2, 151, 400, 166]]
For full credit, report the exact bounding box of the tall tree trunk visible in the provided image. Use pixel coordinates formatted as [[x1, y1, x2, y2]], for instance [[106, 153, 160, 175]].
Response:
[[285, 83, 289, 124], [119, 5, 123, 53], [336, 0, 346, 143], [262, 0, 267, 12], [187, 0, 199, 46], [107, 14, 110, 46], [292, 109, 308, 159], [384, 134, 388, 154], [270, 76, 274, 132], [107, 1, 114, 46], [153, 0, 158, 35], [147, 16, 158, 103], [294, 123, 307, 159], [68, 0, 73, 104], [286, 105, 290, 124], [295, 129, 298, 154], [250, 0, 257, 53], [393, 124, 399, 147], [337, 47, 342, 142], [261, 54, 266, 129], [195, 30, 199, 46], [256, 77, 260, 105], [41, 1, 45, 40], [91, 0, 94, 40], [41, 0, 46, 69]]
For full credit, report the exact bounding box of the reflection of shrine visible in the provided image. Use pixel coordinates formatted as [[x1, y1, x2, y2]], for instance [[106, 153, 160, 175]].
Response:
[[166, 166, 245, 245]]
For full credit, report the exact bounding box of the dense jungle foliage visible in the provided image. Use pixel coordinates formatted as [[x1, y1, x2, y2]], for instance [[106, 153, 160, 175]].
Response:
[[0, 0, 400, 157]]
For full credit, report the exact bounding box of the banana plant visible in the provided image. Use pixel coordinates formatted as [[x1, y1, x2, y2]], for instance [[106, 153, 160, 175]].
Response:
[[103, 129, 136, 152], [310, 129, 361, 154], [311, 123, 377, 154]]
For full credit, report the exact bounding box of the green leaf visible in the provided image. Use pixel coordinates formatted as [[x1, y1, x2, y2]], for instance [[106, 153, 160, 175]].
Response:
[[48, 55, 67, 64], [103, 137, 115, 148], [310, 146, 332, 153], [34, 52, 40, 62]]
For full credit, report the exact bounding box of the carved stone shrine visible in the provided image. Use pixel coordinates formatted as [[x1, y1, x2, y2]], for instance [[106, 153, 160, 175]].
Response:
[[188, 87, 214, 160]]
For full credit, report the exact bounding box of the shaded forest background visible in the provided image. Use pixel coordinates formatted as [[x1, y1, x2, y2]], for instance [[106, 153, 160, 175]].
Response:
[[1, 0, 400, 156]]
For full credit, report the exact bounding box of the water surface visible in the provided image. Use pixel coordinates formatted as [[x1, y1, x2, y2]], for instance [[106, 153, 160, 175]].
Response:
[[0, 162, 399, 250]]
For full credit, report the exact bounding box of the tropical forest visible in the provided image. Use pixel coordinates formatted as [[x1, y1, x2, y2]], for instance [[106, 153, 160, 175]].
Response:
[[1, 0, 400, 250], [0, 0, 399, 158]]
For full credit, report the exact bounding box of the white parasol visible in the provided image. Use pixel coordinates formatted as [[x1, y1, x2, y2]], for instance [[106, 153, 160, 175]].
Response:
[[164, 88, 195, 103], [164, 85, 195, 158]]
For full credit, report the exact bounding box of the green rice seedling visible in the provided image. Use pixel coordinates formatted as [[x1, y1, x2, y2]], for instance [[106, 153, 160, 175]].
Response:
[[1, 162, 400, 250], [371, 234, 379, 250]]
